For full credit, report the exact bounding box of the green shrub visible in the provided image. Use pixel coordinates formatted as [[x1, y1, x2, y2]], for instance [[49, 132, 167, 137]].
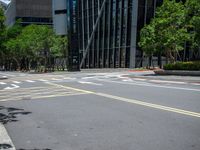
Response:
[[164, 61, 200, 71]]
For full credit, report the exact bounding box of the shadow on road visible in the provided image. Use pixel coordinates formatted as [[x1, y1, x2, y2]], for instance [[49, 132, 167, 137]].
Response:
[[17, 148, 52, 150], [0, 106, 31, 125]]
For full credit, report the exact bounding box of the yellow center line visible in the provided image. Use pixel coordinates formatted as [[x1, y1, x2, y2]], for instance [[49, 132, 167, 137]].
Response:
[[46, 82, 200, 118]]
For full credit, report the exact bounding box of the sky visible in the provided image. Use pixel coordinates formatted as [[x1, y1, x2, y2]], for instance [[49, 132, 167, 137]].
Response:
[[0, 0, 11, 5]]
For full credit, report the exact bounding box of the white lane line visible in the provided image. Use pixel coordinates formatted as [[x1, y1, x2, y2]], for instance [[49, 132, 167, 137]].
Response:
[[12, 81, 21, 84], [78, 81, 103, 86], [122, 79, 133, 82], [0, 123, 16, 150], [38, 79, 48, 82], [133, 78, 147, 81], [64, 77, 77, 80], [51, 78, 62, 81], [26, 80, 35, 83], [192, 83, 200, 86], [0, 82, 6, 85], [96, 79, 200, 92], [150, 80, 185, 84], [81, 76, 95, 80]]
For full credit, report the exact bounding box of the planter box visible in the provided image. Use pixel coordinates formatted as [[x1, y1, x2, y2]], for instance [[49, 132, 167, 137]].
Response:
[[154, 70, 200, 76]]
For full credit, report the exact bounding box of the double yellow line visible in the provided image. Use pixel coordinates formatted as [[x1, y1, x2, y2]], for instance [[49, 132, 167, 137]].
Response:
[[46, 82, 200, 118]]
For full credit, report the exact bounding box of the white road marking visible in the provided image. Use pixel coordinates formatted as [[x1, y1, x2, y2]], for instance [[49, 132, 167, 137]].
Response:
[[12, 81, 21, 84], [78, 81, 103, 86], [2, 76, 7, 78], [38, 79, 48, 82], [192, 83, 200, 86], [96, 79, 200, 92], [64, 77, 77, 80], [0, 123, 16, 150], [122, 79, 133, 82], [0, 82, 6, 85], [81, 76, 95, 80], [26, 80, 35, 83], [4, 84, 19, 90], [51, 78, 62, 81], [150, 80, 185, 84], [133, 78, 147, 81]]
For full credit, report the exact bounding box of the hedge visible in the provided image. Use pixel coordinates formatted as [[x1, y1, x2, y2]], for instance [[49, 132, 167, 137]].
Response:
[[163, 61, 200, 71]]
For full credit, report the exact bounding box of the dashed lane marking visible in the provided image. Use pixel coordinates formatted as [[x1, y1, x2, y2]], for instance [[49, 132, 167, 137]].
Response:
[[45, 83, 200, 118]]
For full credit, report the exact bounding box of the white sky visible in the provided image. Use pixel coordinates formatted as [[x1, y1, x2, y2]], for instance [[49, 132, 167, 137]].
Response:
[[0, 0, 11, 5]]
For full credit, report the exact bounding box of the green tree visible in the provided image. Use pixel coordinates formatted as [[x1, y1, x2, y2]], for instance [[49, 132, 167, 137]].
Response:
[[0, 6, 6, 68], [139, 0, 191, 65], [186, 0, 200, 59]]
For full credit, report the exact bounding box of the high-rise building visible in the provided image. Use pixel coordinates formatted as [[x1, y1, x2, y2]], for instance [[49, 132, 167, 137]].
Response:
[[5, 0, 53, 26], [65, 0, 163, 69]]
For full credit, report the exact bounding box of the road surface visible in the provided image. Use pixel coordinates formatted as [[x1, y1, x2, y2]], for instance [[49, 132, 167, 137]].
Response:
[[0, 70, 200, 150]]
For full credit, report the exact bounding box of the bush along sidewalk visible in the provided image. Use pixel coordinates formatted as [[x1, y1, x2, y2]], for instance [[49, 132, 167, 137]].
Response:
[[163, 61, 200, 71]]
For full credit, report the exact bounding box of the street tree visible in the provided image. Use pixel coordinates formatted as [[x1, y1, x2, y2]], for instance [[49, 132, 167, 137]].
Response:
[[0, 6, 6, 68], [139, 0, 191, 65], [186, 0, 200, 59]]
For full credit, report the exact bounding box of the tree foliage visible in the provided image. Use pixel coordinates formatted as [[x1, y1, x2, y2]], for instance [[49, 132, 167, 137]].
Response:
[[186, 0, 200, 53], [0, 6, 6, 50], [139, 0, 198, 63], [1, 21, 68, 71]]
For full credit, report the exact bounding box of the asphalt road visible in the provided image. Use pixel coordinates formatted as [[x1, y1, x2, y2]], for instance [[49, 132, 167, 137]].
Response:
[[0, 71, 200, 150]]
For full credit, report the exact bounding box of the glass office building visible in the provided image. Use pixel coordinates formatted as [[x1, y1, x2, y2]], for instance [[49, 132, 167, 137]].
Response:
[[73, 0, 163, 68]]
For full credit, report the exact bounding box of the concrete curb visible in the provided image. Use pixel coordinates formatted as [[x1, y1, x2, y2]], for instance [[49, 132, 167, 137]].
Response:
[[0, 123, 16, 150], [154, 70, 200, 76]]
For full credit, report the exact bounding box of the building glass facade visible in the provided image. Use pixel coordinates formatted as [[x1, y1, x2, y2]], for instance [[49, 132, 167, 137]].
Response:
[[71, 0, 163, 68]]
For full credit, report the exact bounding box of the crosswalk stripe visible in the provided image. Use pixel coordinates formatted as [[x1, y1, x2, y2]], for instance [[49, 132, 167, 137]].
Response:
[[51, 78, 62, 81], [26, 80, 35, 83], [38, 79, 48, 82], [0, 82, 6, 85], [150, 80, 185, 84], [12, 81, 21, 84], [133, 78, 147, 81]]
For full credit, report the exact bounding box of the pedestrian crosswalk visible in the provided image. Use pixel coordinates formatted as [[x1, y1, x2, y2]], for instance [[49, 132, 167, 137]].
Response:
[[0, 85, 87, 102], [1, 73, 200, 92]]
